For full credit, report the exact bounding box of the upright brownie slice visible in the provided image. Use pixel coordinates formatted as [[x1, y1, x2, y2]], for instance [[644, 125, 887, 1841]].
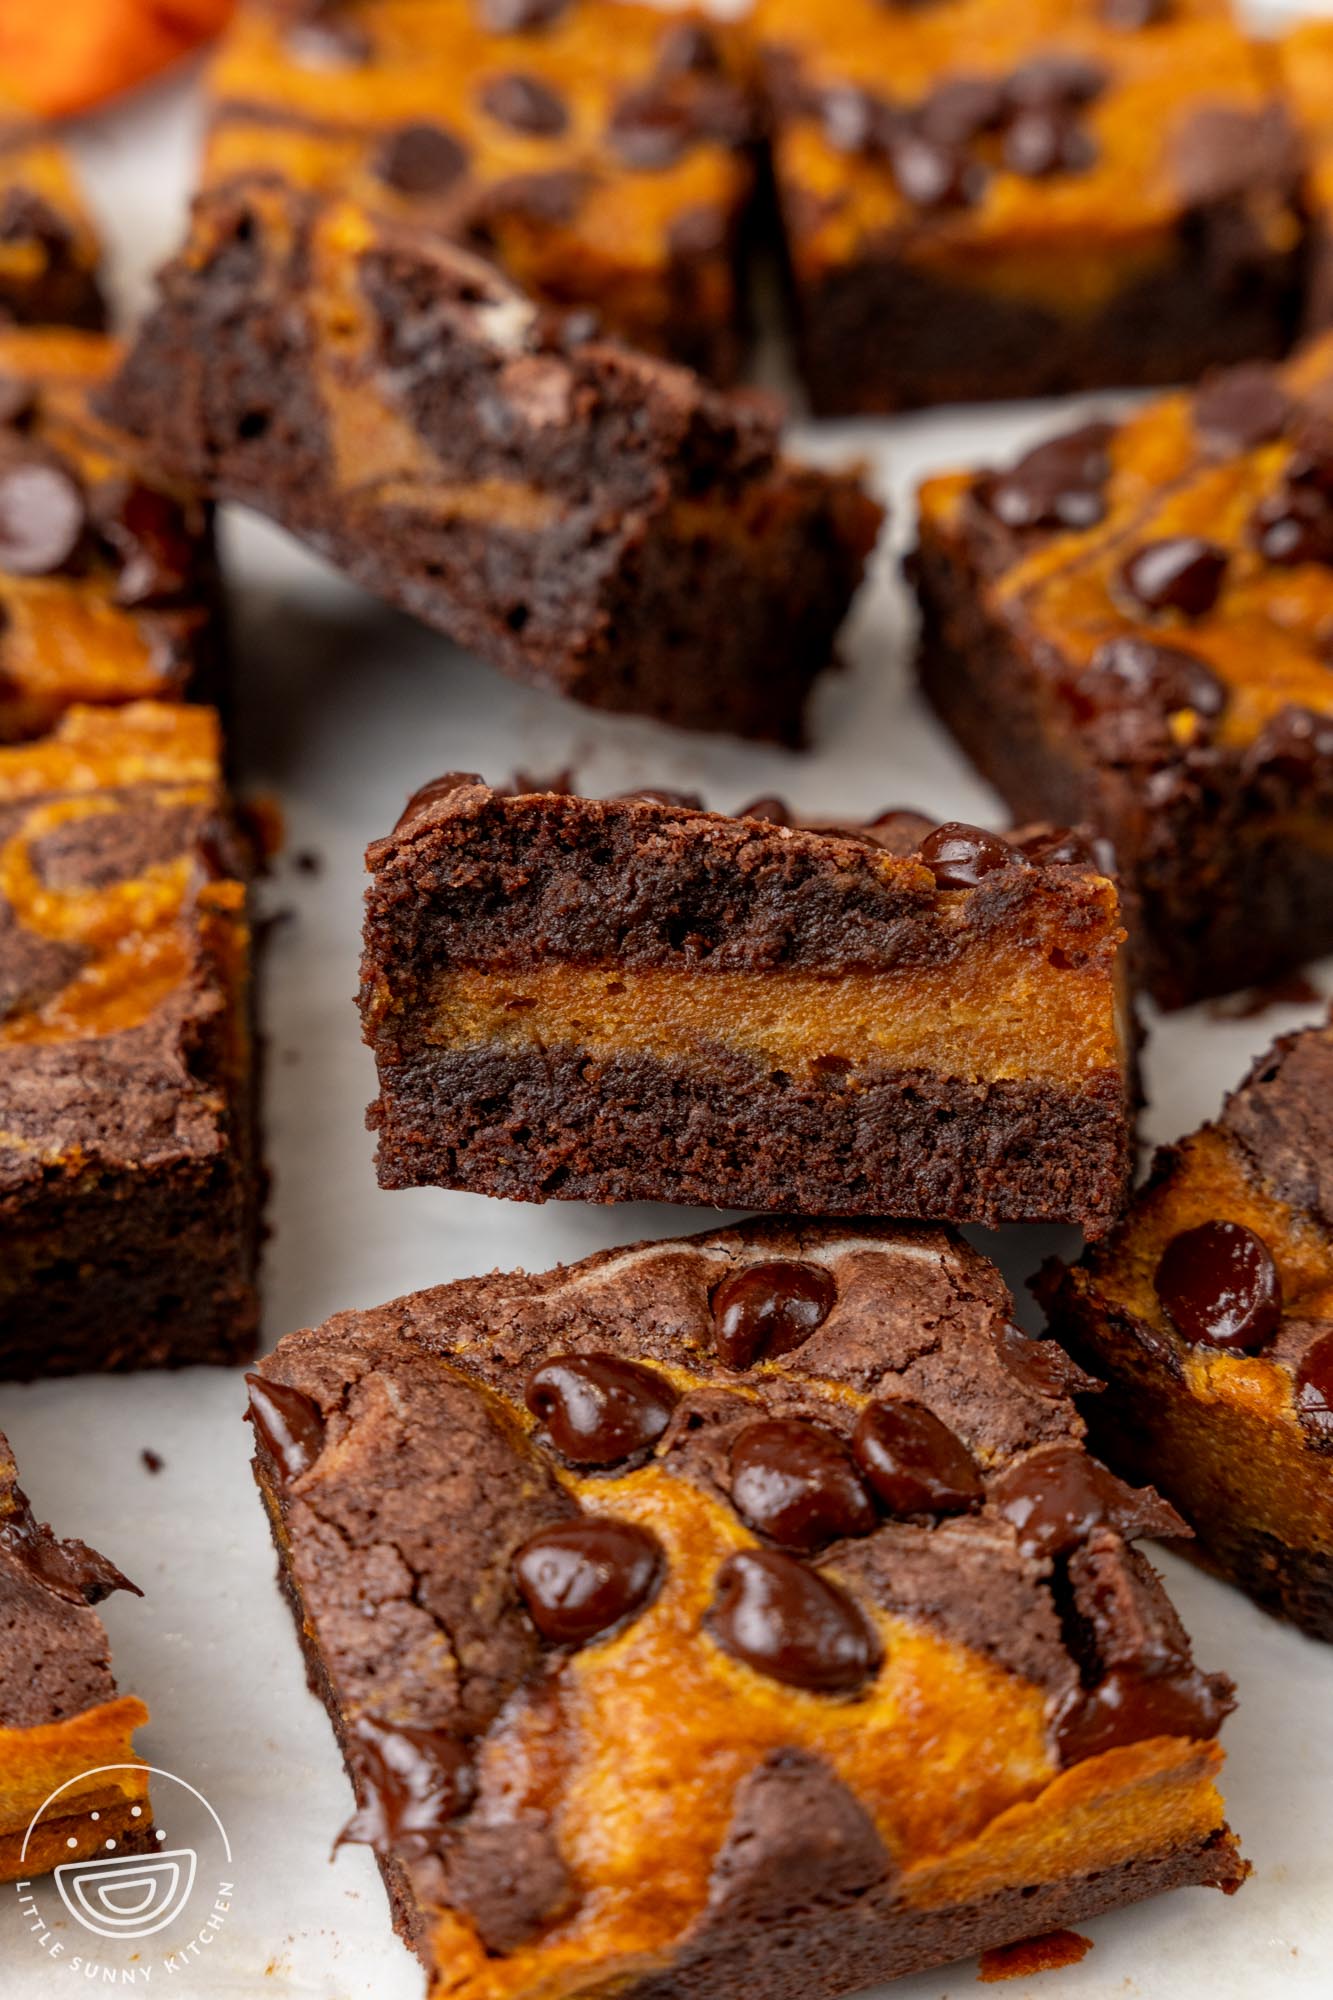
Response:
[[360, 778, 1133, 1229], [0, 325, 221, 742], [915, 335, 1333, 1007], [0, 1427, 151, 1881], [0, 702, 261, 1377], [0, 137, 104, 331], [206, 0, 757, 381], [247, 1219, 1242, 2000], [104, 178, 879, 742], [754, 0, 1303, 413], [1040, 1012, 1333, 1642]]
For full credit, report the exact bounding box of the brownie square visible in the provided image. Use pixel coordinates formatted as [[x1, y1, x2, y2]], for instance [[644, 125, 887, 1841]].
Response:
[[754, 0, 1304, 413], [0, 137, 104, 332], [104, 177, 880, 743], [247, 1218, 1242, 2000], [360, 779, 1134, 1230], [0, 702, 261, 1377], [914, 338, 1333, 1007], [1039, 1011, 1333, 1642], [0, 1427, 152, 1881]]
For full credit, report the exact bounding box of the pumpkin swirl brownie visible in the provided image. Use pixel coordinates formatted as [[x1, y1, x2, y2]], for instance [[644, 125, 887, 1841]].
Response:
[[914, 334, 1333, 1008], [1039, 1012, 1333, 1643], [205, 0, 756, 382], [0, 702, 261, 1378], [245, 1218, 1243, 2000], [0, 1426, 150, 1882], [103, 178, 879, 742], [0, 137, 104, 332], [0, 325, 221, 743], [359, 779, 1133, 1229], [752, 0, 1304, 413]]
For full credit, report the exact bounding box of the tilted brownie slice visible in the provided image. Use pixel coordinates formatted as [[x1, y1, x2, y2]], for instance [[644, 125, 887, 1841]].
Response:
[[915, 334, 1333, 1008], [206, 0, 757, 382], [0, 137, 104, 331], [1280, 22, 1333, 333], [246, 1219, 1242, 2000], [1039, 1012, 1333, 1642], [753, 0, 1304, 414], [0, 325, 221, 742], [103, 178, 880, 743], [0, 1427, 151, 1881], [360, 778, 1133, 1229], [0, 702, 261, 1377]]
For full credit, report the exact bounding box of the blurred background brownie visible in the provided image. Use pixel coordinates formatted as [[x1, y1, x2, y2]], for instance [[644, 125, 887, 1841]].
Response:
[[0, 137, 104, 332], [1280, 20, 1333, 333]]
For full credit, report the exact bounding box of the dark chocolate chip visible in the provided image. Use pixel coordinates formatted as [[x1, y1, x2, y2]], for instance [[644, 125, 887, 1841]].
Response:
[[730, 1420, 877, 1551], [375, 123, 470, 197], [711, 1261, 836, 1369], [819, 85, 891, 156], [99, 483, 197, 607], [1079, 634, 1228, 720], [613, 787, 706, 808], [477, 0, 571, 27], [994, 1321, 1091, 1398], [851, 1400, 983, 1517], [1251, 454, 1333, 568], [889, 132, 984, 210], [1245, 705, 1333, 783], [1117, 537, 1228, 618], [479, 168, 591, 226], [979, 421, 1113, 532], [0, 448, 86, 577], [513, 1518, 663, 1644], [394, 772, 484, 831], [735, 794, 791, 824], [1173, 102, 1302, 207], [1006, 55, 1108, 110], [0, 373, 35, 428], [1295, 1329, 1333, 1444], [655, 19, 722, 77], [915, 76, 1006, 145], [245, 1373, 327, 1482], [524, 1353, 677, 1464], [1099, 0, 1170, 24], [1002, 106, 1096, 178], [1154, 1220, 1283, 1352], [608, 88, 694, 170], [479, 72, 569, 136], [705, 1548, 881, 1694], [858, 808, 937, 854], [1194, 364, 1291, 453], [340, 1717, 472, 1858], [992, 1449, 1181, 1560], [1017, 826, 1108, 871], [919, 820, 1021, 889], [1055, 1663, 1231, 1765], [0, 1493, 139, 1606]]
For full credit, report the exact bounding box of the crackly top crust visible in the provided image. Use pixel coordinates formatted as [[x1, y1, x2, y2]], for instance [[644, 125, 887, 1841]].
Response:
[[755, 0, 1300, 311], [205, 0, 755, 372], [0, 326, 219, 741], [0, 700, 252, 1192], [0, 138, 104, 332], [918, 332, 1333, 776], [252, 1217, 1234, 1997]]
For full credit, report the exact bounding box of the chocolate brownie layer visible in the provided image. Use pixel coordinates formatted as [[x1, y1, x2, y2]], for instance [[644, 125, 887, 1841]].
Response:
[[104, 177, 879, 742], [248, 1219, 1241, 2000]]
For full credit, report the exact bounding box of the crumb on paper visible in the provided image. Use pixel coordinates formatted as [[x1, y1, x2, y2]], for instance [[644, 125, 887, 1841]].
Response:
[[978, 1929, 1093, 1981], [141, 1448, 165, 1474]]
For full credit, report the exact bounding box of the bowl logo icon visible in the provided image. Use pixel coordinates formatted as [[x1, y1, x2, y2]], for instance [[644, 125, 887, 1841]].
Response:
[[54, 1846, 198, 1940]]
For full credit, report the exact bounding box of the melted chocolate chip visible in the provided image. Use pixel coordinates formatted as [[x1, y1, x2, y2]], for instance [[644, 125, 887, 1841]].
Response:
[[992, 1450, 1172, 1560], [1251, 454, 1333, 568], [730, 1420, 877, 1551], [1118, 537, 1228, 618], [890, 132, 984, 210], [711, 1261, 836, 1369], [340, 1717, 472, 1857], [1295, 1329, 1333, 1443], [524, 1353, 677, 1464], [1017, 826, 1106, 871], [1154, 1220, 1282, 1352], [376, 123, 470, 196], [99, 484, 196, 607], [479, 72, 569, 136], [1055, 1664, 1230, 1764], [1006, 55, 1107, 110], [0, 1495, 138, 1606], [245, 1373, 327, 1482], [994, 1322, 1087, 1398], [706, 1548, 880, 1694], [0, 447, 86, 576], [851, 1400, 982, 1517], [513, 1518, 663, 1643], [477, 0, 571, 27], [919, 821, 1021, 889], [1194, 365, 1290, 453], [859, 808, 937, 854], [1246, 705, 1333, 784], [1079, 635, 1227, 721], [916, 76, 1006, 146], [394, 772, 483, 831], [979, 422, 1113, 532]]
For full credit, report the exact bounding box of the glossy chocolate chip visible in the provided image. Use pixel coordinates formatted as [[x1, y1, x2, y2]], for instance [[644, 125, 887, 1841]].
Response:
[[859, 808, 937, 854], [376, 123, 470, 196], [0, 1495, 138, 1606], [993, 1321, 1087, 1398], [730, 1420, 877, 1551], [1003, 106, 1096, 177], [851, 1400, 983, 1516], [711, 1261, 836, 1369], [340, 1717, 472, 1857], [1251, 460, 1333, 568], [1118, 537, 1228, 618], [524, 1353, 677, 1464], [890, 132, 984, 210], [477, 0, 571, 27], [919, 821, 1021, 889], [1055, 1664, 1231, 1765], [245, 1373, 327, 1482], [1246, 704, 1333, 784], [394, 772, 483, 832], [0, 448, 86, 576], [1006, 55, 1107, 109], [608, 89, 694, 170], [1295, 1329, 1333, 1443], [979, 421, 1113, 532], [479, 72, 569, 135], [100, 484, 196, 607], [1079, 634, 1227, 720], [1194, 364, 1290, 453], [992, 1450, 1176, 1560], [916, 76, 1006, 145], [706, 1548, 880, 1694], [1017, 826, 1107, 871], [513, 1518, 663, 1643], [1154, 1220, 1282, 1351]]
